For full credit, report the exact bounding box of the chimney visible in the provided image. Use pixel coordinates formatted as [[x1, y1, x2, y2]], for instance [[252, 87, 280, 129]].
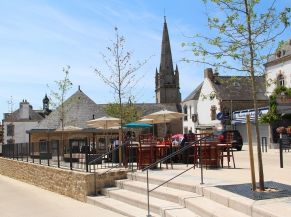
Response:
[[204, 68, 214, 80], [19, 100, 30, 119]]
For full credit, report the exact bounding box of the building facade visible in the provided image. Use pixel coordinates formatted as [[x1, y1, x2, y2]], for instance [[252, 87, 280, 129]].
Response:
[[265, 39, 291, 96], [182, 68, 269, 133], [3, 99, 46, 144]]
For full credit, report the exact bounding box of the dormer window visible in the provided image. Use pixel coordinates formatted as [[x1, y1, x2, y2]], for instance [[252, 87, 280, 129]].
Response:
[[277, 74, 285, 87]]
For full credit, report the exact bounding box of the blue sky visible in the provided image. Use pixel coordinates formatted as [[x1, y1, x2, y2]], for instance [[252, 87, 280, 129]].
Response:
[[0, 0, 290, 116]]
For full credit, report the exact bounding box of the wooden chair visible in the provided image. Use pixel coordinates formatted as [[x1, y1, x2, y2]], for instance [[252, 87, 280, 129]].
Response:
[[219, 132, 236, 168], [137, 134, 156, 170], [185, 133, 197, 167]]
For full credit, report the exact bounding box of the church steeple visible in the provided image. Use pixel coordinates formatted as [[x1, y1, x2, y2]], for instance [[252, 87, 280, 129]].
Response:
[[159, 17, 174, 75], [155, 17, 181, 104]]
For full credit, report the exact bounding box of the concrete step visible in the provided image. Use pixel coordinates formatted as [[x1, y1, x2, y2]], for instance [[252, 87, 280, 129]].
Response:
[[101, 187, 200, 216], [116, 179, 200, 205], [128, 172, 254, 216], [128, 172, 197, 193], [185, 197, 250, 217], [117, 178, 250, 217], [87, 195, 161, 217]]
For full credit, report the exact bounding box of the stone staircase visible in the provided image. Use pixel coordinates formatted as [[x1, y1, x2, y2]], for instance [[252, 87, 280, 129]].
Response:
[[87, 171, 252, 217]]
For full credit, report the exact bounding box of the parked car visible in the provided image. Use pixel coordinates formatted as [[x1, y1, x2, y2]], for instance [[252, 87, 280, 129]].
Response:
[[213, 130, 243, 151]]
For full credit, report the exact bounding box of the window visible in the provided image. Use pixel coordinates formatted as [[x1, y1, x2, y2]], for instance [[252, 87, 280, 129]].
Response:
[[39, 140, 48, 153], [7, 138, 14, 144], [51, 140, 59, 156], [183, 127, 188, 134], [183, 106, 188, 121], [277, 74, 285, 87], [7, 124, 14, 136], [192, 114, 198, 122], [210, 105, 217, 120]]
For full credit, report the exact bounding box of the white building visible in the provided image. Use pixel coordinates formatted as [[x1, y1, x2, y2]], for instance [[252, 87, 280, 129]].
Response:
[[182, 68, 268, 133], [3, 100, 45, 144], [265, 39, 291, 95], [181, 84, 202, 133]]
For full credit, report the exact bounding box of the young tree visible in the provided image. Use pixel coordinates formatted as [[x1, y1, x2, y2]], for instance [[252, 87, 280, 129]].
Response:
[[184, 0, 290, 190], [48, 65, 73, 129], [95, 27, 148, 128]]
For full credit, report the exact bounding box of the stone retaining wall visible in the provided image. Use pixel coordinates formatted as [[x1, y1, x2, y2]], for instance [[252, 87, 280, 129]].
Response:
[[0, 158, 127, 202]]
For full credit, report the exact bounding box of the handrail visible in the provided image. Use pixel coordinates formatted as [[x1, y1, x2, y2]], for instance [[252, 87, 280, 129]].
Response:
[[142, 134, 213, 217], [88, 140, 129, 165], [142, 135, 211, 171]]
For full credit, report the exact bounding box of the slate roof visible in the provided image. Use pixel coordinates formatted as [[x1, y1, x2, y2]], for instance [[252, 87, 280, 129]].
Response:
[[36, 89, 181, 130], [182, 82, 203, 102], [211, 76, 268, 101], [267, 39, 291, 63], [4, 106, 44, 122]]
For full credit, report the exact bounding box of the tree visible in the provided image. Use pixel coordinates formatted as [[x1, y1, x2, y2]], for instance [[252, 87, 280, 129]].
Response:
[[47, 65, 73, 129], [95, 27, 148, 128], [183, 0, 290, 190], [105, 99, 145, 124]]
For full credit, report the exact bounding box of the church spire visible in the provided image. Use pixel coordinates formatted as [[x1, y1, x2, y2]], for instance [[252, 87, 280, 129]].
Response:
[[155, 17, 181, 104], [159, 17, 174, 75]]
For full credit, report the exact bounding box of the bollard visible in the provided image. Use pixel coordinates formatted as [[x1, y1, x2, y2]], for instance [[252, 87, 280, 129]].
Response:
[[279, 139, 283, 168], [261, 137, 267, 153]]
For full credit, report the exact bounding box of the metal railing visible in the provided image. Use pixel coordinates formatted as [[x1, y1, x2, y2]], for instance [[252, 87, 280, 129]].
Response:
[[88, 140, 137, 173], [141, 135, 212, 217], [2, 140, 111, 172]]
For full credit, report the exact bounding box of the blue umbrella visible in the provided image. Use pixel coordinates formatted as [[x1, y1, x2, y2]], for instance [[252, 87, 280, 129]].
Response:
[[123, 122, 153, 128]]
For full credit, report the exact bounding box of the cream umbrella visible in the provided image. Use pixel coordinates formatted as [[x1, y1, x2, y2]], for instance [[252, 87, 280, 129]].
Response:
[[86, 116, 121, 151], [142, 109, 184, 137], [55, 126, 82, 132], [137, 118, 170, 137]]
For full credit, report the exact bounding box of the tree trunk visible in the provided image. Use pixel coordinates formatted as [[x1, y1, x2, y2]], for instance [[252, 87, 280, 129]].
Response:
[[244, 0, 264, 191]]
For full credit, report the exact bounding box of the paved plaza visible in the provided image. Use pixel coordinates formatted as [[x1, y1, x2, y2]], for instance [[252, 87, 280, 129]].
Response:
[[0, 174, 125, 217]]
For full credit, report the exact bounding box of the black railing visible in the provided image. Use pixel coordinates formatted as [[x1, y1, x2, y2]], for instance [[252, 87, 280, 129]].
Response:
[[88, 139, 138, 174], [141, 135, 212, 217], [1, 139, 138, 174], [2, 140, 103, 172]]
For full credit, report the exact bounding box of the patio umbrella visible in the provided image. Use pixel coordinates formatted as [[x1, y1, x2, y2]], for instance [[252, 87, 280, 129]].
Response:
[[55, 125, 82, 132], [142, 109, 184, 136], [86, 116, 121, 151], [171, 133, 184, 140], [123, 122, 153, 129], [137, 118, 171, 137]]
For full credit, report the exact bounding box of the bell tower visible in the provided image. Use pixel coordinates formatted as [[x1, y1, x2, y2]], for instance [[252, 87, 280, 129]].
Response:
[[155, 17, 181, 104]]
